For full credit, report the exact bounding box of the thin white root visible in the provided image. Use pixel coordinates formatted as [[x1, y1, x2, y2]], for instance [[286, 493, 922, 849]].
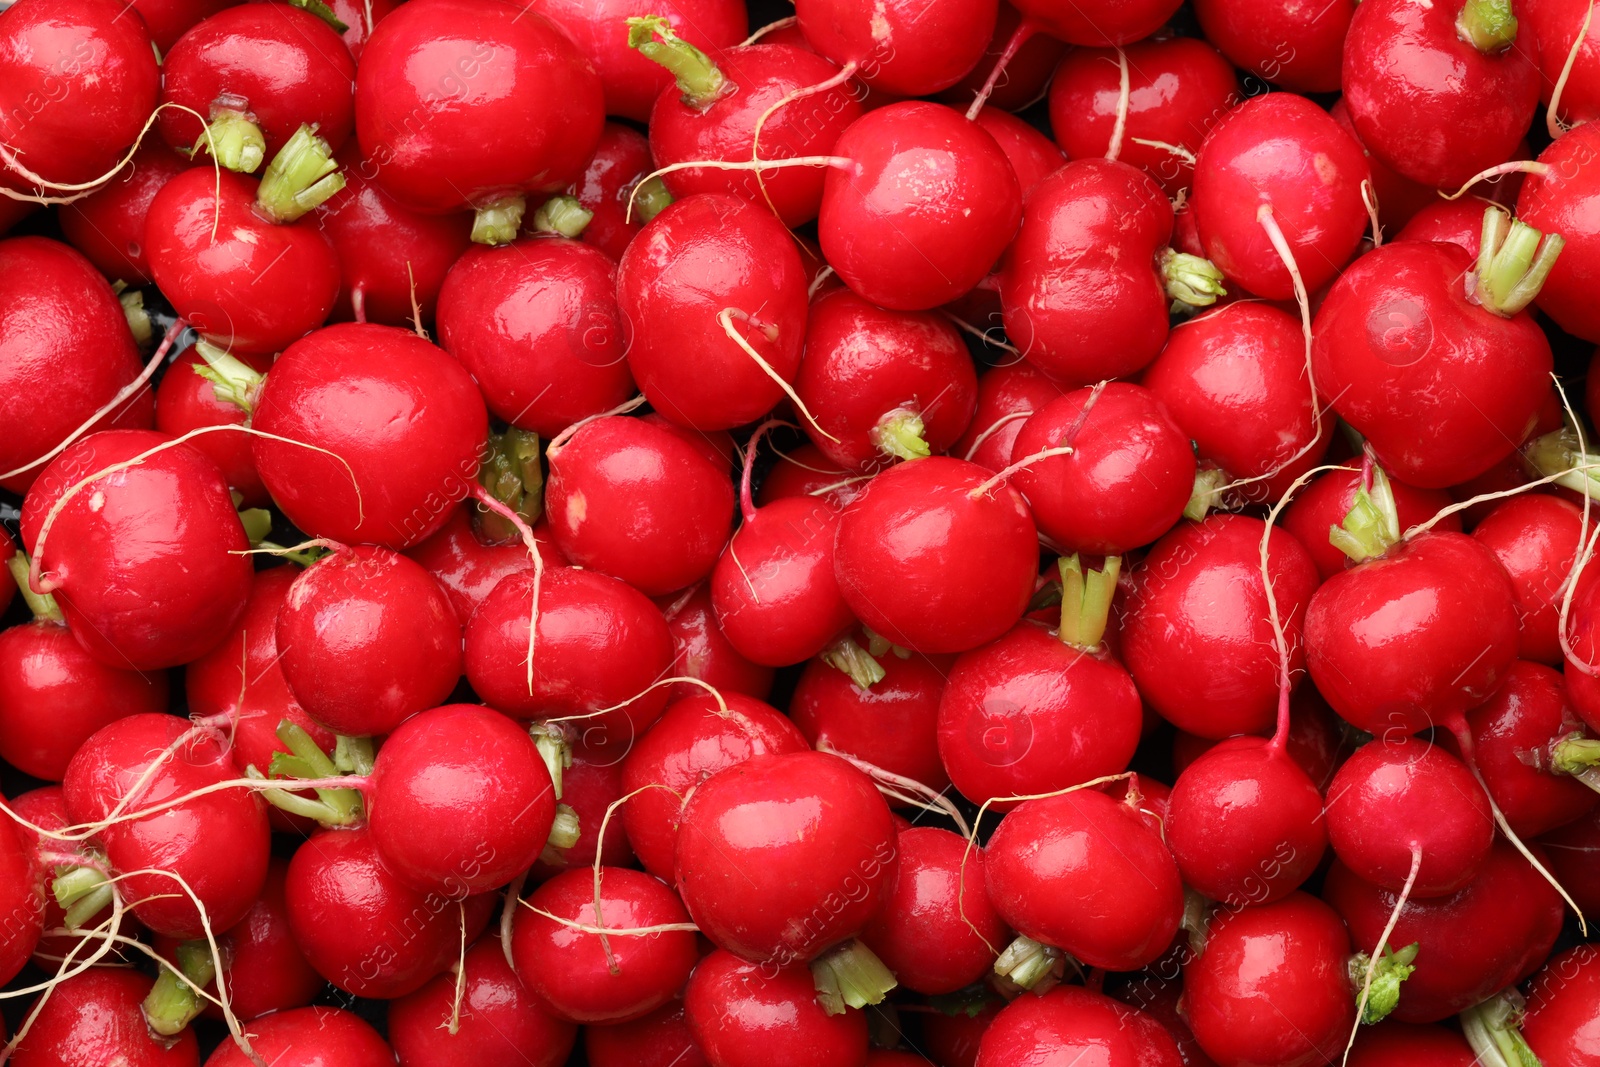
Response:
[[717, 308, 839, 443]]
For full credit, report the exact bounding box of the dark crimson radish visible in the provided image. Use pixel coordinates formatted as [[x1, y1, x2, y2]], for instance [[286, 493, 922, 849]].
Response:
[[533, 740, 635, 875], [1517, 122, 1600, 341], [925, 999, 1002, 1067], [585, 1001, 707, 1067], [952, 361, 1067, 473], [568, 122, 655, 261], [938, 2, 1065, 112], [660, 584, 776, 703], [1347, 1021, 1480, 1067], [793, 0, 996, 96], [1522, 944, 1600, 1066], [755, 442, 861, 508], [407, 504, 555, 625], [1541, 806, 1600, 916], [1194, 0, 1353, 92], [201, 1006, 393, 1067], [685, 950, 868, 1067], [792, 649, 952, 792], [975, 985, 1182, 1067], [972, 107, 1065, 197], [1280, 466, 1459, 582], [123, 0, 231, 53], [58, 144, 189, 285], [10, 969, 199, 1067]]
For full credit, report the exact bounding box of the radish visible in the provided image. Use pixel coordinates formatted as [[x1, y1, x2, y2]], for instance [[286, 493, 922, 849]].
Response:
[[533, 740, 635, 875], [984, 787, 1184, 975], [794, 289, 979, 469], [511, 866, 698, 1024], [1121, 515, 1320, 739], [791, 650, 952, 792], [1541, 806, 1600, 916], [1522, 945, 1600, 1066], [641, 413, 737, 471], [545, 415, 735, 595], [755, 442, 861, 507], [155, 346, 270, 509], [284, 824, 495, 998], [938, 2, 1064, 112], [1191, 92, 1370, 301], [833, 457, 1038, 655], [389, 938, 578, 1067], [1000, 161, 1224, 385], [0, 811, 40, 985], [0, 553, 167, 781], [158, 4, 356, 170], [1048, 38, 1239, 194], [1107, 959, 1212, 1067], [0, 237, 154, 495], [586, 1003, 706, 1067], [10, 969, 199, 1067], [793, 0, 996, 96], [619, 691, 807, 879], [1526, 0, 1600, 131], [660, 584, 776, 703], [317, 147, 473, 328], [617, 194, 808, 431], [1281, 466, 1460, 581], [569, 122, 656, 261], [972, 107, 1065, 197], [201, 1006, 393, 1066], [439, 237, 634, 438], [123, 0, 231, 52], [0, 0, 160, 192], [1008, 0, 1181, 46], [21, 429, 253, 670], [1194, 0, 1353, 92], [952, 361, 1067, 473], [353, 0, 603, 242], [1323, 736, 1494, 898], [1516, 122, 1600, 341], [1472, 494, 1585, 663], [820, 102, 1021, 312], [407, 503, 557, 625], [925, 999, 1002, 1067], [324, 0, 400, 59], [1342, 0, 1538, 191], [11, 786, 115, 970], [1394, 197, 1502, 253], [1171, 686, 1348, 790], [684, 949, 868, 1067], [975, 985, 1183, 1067], [58, 144, 190, 285], [1311, 210, 1557, 488], [1347, 1022, 1480, 1067], [632, 25, 864, 227]]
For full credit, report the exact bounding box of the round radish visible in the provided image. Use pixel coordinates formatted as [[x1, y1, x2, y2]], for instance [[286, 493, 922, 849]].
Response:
[[1010, 0, 1180, 46], [10, 969, 198, 1067], [685, 950, 868, 1067], [793, 0, 996, 96], [975, 985, 1182, 1067], [972, 107, 1064, 198], [406, 504, 553, 626], [1517, 122, 1600, 342], [1540, 806, 1600, 917], [568, 122, 655, 261], [155, 346, 269, 509], [585, 1001, 707, 1067], [532, 739, 636, 875], [792, 650, 952, 792], [938, 2, 1065, 112], [1194, 0, 1353, 92], [755, 442, 862, 508], [1526, 0, 1600, 128], [201, 1006, 393, 1067], [1472, 494, 1584, 664], [952, 361, 1067, 473], [1523, 945, 1600, 1066], [58, 143, 190, 285], [1394, 196, 1501, 252], [660, 584, 776, 704], [1280, 467, 1459, 581]]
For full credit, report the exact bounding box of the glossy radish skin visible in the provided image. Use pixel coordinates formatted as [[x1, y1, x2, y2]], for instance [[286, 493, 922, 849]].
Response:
[[586, 1001, 708, 1067], [1527, 0, 1600, 125], [0, 0, 160, 193], [252, 323, 489, 549], [999, 160, 1184, 385], [439, 237, 632, 437], [58, 144, 190, 285], [390, 938, 578, 1067], [1523, 945, 1600, 1066], [10, 969, 199, 1067], [1324, 736, 1493, 897], [12, 787, 113, 969], [1518, 123, 1600, 342], [354, 0, 603, 214], [1011, 0, 1181, 46], [64, 713, 271, 938], [1540, 806, 1600, 917], [569, 123, 653, 261], [1568, 558, 1600, 732], [620, 692, 807, 880], [1194, 0, 1353, 92], [125, 0, 231, 53], [685, 950, 869, 1067], [1312, 241, 1553, 488], [1328, 98, 1439, 234], [661, 584, 776, 705], [1323, 841, 1564, 1022], [370, 704, 556, 893], [754, 442, 862, 509], [406, 504, 554, 625], [0, 815, 41, 986], [937, 620, 1141, 808], [792, 651, 952, 792], [1346, 1022, 1480, 1067], [821, 102, 1022, 312], [1192, 93, 1370, 300], [201, 1006, 394, 1067], [1121, 515, 1320, 739], [925, 1000, 1002, 1067], [793, 0, 995, 96], [1342, 0, 1538, 191], [1304, 532, 1520, 735], [1281, 467, 1459, 581], [1141, 302, 1333, 505], [674, 751, 897, 963], [534, 739, 636, 875], [795, 288, 979, 471], [973, 107, 1064, 196], [22, 430, 252, 671], [938, 2, 1066, 112], [986, 789, 1183, 972], [181, 857, 320, 1022], [513, 867, 698, 1024], [834, 457, 1038, 655], [1049, 39, 1239, 194], [618, 194, 808, 431], [158, 4, 356, 161], [1472, 495, 1585, 664], [156, 347, 269, 508], [976, 986, 1183, 1067], [952, 361, 1068, 473], [1394, 197, 1498, 253], [1183, 894, 1356, 1067], [1009, 383, 1195, 554], [0, 237, 154, 495]]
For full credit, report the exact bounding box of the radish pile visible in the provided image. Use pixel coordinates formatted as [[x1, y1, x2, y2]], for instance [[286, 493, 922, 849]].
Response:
[[7, 0, 1600, 1062]]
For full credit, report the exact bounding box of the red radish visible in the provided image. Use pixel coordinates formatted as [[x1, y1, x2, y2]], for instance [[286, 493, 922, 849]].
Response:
[[1342, 0, 1537, 191], [1142, 302, 1333, 506], [860, 826, 1007, 995], [1171, 686, 1348, 791], [10, 969, 199, 1067], [1191, 93, 1370, 301], [952, 361, 1067, 473], [793, 0, 996, 95], [0, 812, 41, 985], [617, 194, 808, 430], [10, 786, 117, 969], [1311, 217, 1556, 488], [438, 237, 634, 437], [1001, 160, 1224, 385], [939, 2, 1065, 113], [512, 866, 698, 1024], [1394, 197, 1500, 253], [1522, 945, 1600, 1065], [545, 415, 735, 595], [1347, 1022, 1480, 1067], [1280, 467, 1459, 581], [1323, 736, 1494, 898], [158, 4, 356, 168], [640, 413, 737, 472], [407, 504, 556, 626], [620, 691, 807, 879], [0, 237, 154, 495], [792, 650, 952, 792], [820, 102, 1021, 312], [201, 1006, 393, 1067], [464, 566, 673, 746], [250, 322, 489, 549], [1009, 383, 1196, 554], [924, 999, 1002, 1067], [58, 144, 190, 285], [1472, 494, 1584, 663], [586, 1001, 707, 1067], [568, 122, 655, 261], [1194, 0, 1352, 92], [533, 740, 635, 874], [984, 788, 1184, 974], [755, 442, 862, 508], [833, 456, 1038, 655], [1517, 122, 1600, 342], [1323, 840, 1564, 1022], [390, 938, 578, 1067], [1107, 960, 1212, 1067], [0, 0, 160, 192], [354, 0, 603, 240], [22, 429, 252, 670], [972, 108, 1065, 197], [126, 0, 231, 53], [285, 824, 495, 998], [0, 528, 11, 614], [155, 346, 269, 509], [63, 713, 270, 938], [1329, 98, 1438, 233], [1565, 565, 1600, 731], [317, 146, 473, 328], [0, 554, 168, 781], [319, 0, 401, 60], [1527, 0, 1600, 130], [1541, 806, 1600, 916], [685, 950, 868, 1067], [1049, 39, 1238, 194], [1183, 894, 1358, 1067], [1010, 0, 1181, 46], [975, 985, 1182, 1067], [1120, 515, 1319, 739], [634, 26, 864, 228], [660, 584, 776, 703]]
